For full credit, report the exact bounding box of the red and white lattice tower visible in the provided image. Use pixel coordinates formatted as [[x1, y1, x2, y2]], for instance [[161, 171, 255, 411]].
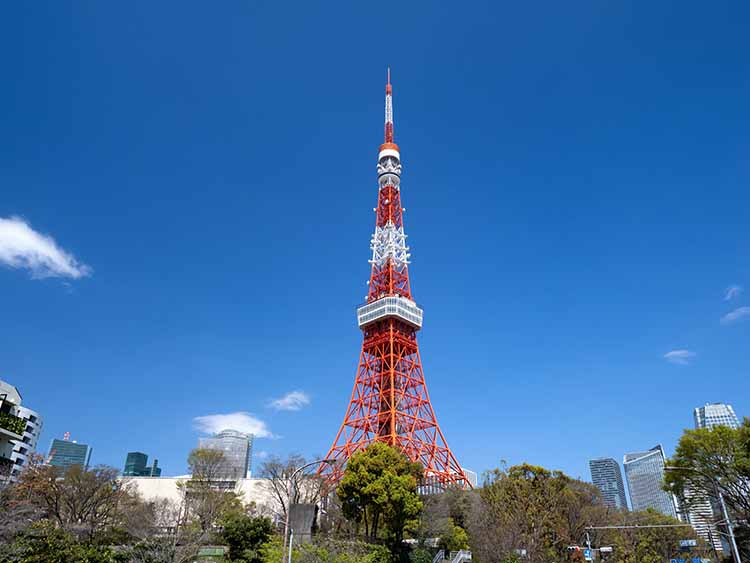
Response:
[[321, 71, 471, 490]]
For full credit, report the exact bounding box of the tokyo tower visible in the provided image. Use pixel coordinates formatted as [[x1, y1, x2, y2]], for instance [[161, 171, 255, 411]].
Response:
[[321, 71, 471, 489]]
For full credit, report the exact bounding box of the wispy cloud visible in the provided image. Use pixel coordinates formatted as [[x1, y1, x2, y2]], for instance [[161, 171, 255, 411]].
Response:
[[0, 216, 91, 279], [721, 307, 750, 325], [269, 390, 310, 411], [255, 451, 269, 460], [193, 412, 275, 438], [664, 349, 696, 365], [724, 285, 743, 301]]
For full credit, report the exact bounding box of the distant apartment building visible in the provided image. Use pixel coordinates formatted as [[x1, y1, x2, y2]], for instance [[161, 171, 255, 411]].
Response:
[[47, 437, 92, 472], [198, 429, 253, 480], [123, 451, 161, 477], [589, 457, 628, 510], [694, 403, 740, 430], [623, 445, 678, 518], [9, 405, 43, 481]]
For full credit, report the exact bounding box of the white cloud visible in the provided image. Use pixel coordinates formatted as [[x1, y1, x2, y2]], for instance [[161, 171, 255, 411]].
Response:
[[0, 216, 91, 279], [724, 285, 743, 301], [664, 349, 696, 365], [193, 412, 275, 438], [269, 390, 310, 411], [255, 451, 269, 460], [721, 306, 750, 325]]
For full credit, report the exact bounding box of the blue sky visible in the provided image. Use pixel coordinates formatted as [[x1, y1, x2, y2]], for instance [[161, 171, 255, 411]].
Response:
[[1, 1, 749, 481]]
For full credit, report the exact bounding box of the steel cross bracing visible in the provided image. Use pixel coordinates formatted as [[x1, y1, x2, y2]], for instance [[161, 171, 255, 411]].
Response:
[[321, 72, 470, 490]]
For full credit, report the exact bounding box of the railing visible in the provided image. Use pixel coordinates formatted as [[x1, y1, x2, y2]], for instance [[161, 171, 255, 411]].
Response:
[[450, 550, 472, 563], [0, 411, 25, 436], [432, 550, 445, 563]]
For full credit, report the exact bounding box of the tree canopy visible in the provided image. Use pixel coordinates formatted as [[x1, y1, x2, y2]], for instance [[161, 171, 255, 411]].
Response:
[[337, 442, 423, 549]]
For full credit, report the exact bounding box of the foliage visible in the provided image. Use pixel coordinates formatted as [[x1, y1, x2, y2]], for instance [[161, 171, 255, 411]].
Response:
[[407, 547, 433, 563], [437, 518, 469, 552], [260, 535, 285, 563], [0, 520, 123, 563], [664, 419, 750, 562], [219, 513, 274, 563], [337, 443, 424, 550], [471, 463, 606, 563], [591, 509, 700, 563], [0, 411, 26, 436], [12, 463, 144, 541], [664, 419, 750, 522], [268, 537, 392, 563], [181, 448, 243, 536]]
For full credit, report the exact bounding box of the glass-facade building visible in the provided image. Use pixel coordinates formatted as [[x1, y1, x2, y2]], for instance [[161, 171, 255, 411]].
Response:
[[123, 451, 161, 477], [198, 429, 253, 480], [694, 403, 740, 430], [623, 445, 677, 517], [47, 438, 92, 472], [589, 458, 628, 510]]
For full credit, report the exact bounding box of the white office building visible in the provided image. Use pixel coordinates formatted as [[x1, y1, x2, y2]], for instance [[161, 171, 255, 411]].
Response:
[[9, 406, 43, 481], [694, 403, 740, 430]]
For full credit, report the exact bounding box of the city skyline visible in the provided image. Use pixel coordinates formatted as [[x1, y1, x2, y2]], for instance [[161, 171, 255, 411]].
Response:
[[2, 1, 750, 479]]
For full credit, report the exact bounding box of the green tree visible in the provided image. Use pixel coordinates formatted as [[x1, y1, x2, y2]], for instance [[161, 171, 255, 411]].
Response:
[[664, 421, 750, 562], [337, 443, 423, 550], [664, 420, 750, 521], [471, 463, 607, 563], [219, 513, 274, 563], [0, 520, 122, 563], [181, 448, 242, 537], [11, 462, 146, 542], [594, 509, 699, 563], [437, 518, 469, 552]]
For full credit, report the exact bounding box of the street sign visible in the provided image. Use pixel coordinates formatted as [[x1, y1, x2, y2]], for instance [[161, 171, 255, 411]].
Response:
[[599, 547, 613, 553], [680, 540, 698, 548], [691, 558, 701, 563], [670, 559, 678, 563], [583, 549, 592, 561]]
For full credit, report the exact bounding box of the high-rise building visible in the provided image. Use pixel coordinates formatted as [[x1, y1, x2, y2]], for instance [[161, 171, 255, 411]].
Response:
[[623, 445, 678, 517], [0, 380, 26, 485], [589, 458, 628, 510], [681, 485, 724, 553], [9, 406, 43, 481], [123, 451, 161, 477], [686, 402, 740, 553], [694, 403, 740, 430], [47, 437, 92, 472], [198, 429, 253, 480]]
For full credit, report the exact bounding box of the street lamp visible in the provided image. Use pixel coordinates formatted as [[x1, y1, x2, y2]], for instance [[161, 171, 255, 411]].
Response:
[[282, 458, 336, 563], [664, 465, 741, 563]]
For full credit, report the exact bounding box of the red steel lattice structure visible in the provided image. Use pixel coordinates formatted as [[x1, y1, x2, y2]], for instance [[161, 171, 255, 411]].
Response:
[[321, 71, 471, 489]]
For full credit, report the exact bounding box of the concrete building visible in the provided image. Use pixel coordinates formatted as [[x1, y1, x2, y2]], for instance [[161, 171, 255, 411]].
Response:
[[198, 429, 253, 479], [589, 458, 628, 510], [47, 437, 92, 472], [623, 445, 678, 517], [124, 451, 162, 477], [694, 403, 740, 430], [126, 477, 284, 522], [9, 405, 43, 481], [0, 380, 26, 485]]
